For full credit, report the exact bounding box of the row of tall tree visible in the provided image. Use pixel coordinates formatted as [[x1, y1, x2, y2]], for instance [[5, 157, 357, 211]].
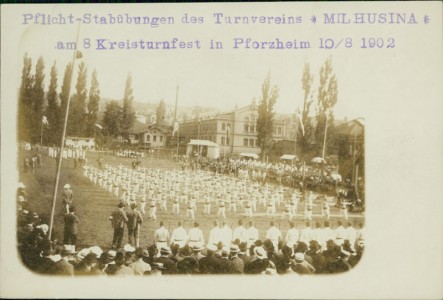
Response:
[[296, 57, 339, 161], [102, 74, 135, 140], [256, 57, 339, 161], [18, 53, 135, 147]]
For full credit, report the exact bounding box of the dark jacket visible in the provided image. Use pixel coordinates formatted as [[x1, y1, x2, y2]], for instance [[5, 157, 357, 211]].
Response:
[[64, 213, 79, 234]]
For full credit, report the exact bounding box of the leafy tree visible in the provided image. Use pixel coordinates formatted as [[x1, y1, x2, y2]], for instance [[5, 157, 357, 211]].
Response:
[[121, 73, 135, 138], [68, 62, 88, 136], [31, 56, 45, 144], [156, 99, 166, 125], [296, 62, 316, 160], [315, 57, 338, 157], [256, 73, 279, 160], [85, 69, 100, 137], [45, 61, 60, 146], [18, 53, 34, 142], [103, 100, 123, 137], [59, 62, 73, 141]]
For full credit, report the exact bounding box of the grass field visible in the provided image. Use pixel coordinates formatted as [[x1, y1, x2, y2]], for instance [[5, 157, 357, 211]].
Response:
[[18, 149, 364, 250]]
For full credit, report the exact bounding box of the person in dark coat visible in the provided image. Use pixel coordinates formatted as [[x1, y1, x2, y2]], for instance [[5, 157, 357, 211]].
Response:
[[153, 246, 177, 274], [229, 244, 244, 274], [326, 247, 352, 274], [198, 244, 222, 274], [291, 252, 316, 275], [126, 202, 143, 247], [107, 251, 134, 275], [307, 240, 326, 274], [75, 253, 99, 275], [110, 202, 128, 249], [244, 247, 271, 274], [219, 247, 237, 274], [348, 241, 364, 268], [63, 206, 79, 247], [34, 240, 55, 274]]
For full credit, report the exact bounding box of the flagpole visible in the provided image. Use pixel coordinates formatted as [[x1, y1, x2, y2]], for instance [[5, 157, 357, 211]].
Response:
[[48, 21, 82, 240]]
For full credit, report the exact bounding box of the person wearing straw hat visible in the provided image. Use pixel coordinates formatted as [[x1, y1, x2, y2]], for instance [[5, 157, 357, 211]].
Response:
[[62, 183, 73, 214], [190, 242, 205, 262], [229, 244, 244, 274], [47, 245, 75, 276], [291, 252, 316, 275], [153, 246, 177, 274], [244, 246, 271, 274], [198, 244, 221, 274]]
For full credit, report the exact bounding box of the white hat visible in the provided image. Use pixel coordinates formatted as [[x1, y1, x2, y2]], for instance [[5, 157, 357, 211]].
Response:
[[230, 244, 240, 253], [64, 184, 71, 189], [36, 224, 49, 234], [206, 244, 217, 252], [222, 246, 230, 255], [77, 248, 91, 260], [295, 252, 305, 261], [262, 268, 277, 275], [89, 246, 103, 257], [123, 244, 136, 252], [254, 247, 267, 260]]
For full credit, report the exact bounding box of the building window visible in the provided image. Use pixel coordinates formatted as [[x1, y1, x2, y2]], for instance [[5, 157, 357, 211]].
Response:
[[249, 139, 254, 147], [227, 137, 230, 145], [160, 136, 163, 142], [222, 123, 226, 130], [153, 136, 157, 142], [221, 137, 225, 145], [250, 125, 255, 133], [244, 124, 249, 133], [278, 127, 282, 134], [244, 138, 248, 146], [146, 135, 150, 142]]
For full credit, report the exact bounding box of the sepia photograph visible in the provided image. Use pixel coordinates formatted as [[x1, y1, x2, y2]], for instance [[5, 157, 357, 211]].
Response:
[[1, 2, 442, 299]]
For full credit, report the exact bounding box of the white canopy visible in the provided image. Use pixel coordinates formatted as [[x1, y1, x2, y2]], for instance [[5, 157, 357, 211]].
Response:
[[239, 152, 259, 159], [280, 154, 298, 161], [187, 139, 219, 147]]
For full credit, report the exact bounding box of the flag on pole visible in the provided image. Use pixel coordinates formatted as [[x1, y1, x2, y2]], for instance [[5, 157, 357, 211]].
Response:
[[42, 116, 49, 125], [173, 121, 179, 137], [296, 108, 305, 137]]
